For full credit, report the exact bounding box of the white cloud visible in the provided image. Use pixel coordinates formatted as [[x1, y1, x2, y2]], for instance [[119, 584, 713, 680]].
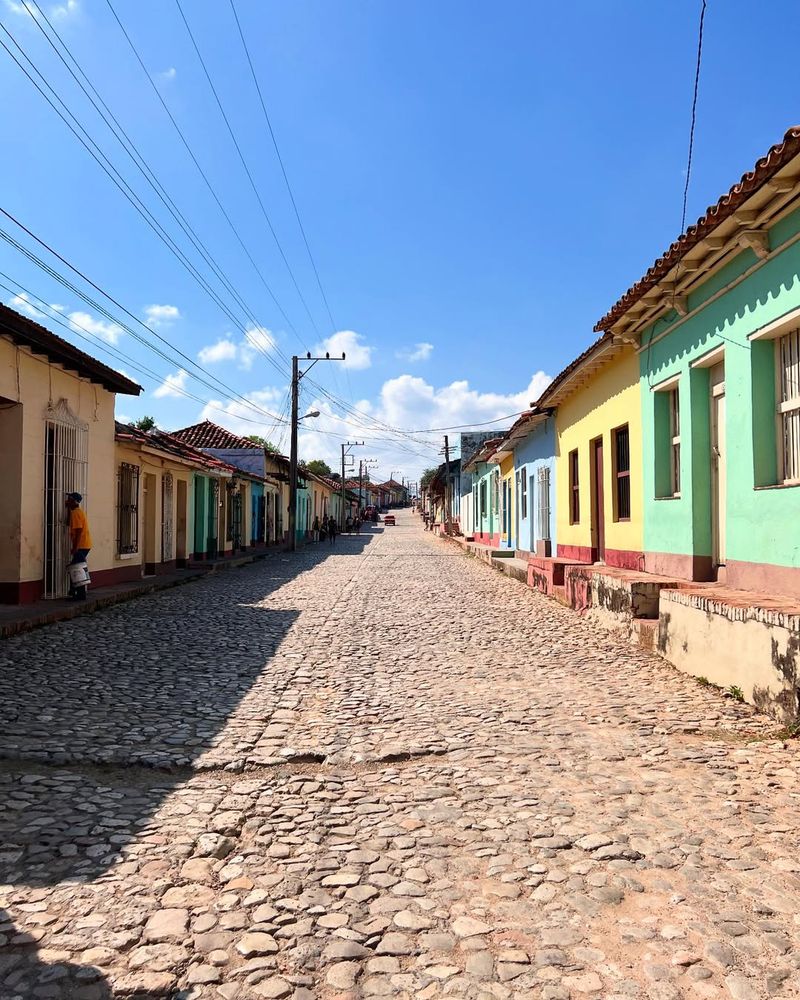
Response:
[[197, 325, 277, 371], [165, 369, 553, 483], [144, 303, 180, 328], [50, 0, 78, 17], [3, 1, 33, 16], [239, 325, 277, 370], [315, 330, 372, 370], [396, 341, 433, 363], [198, 338, 238, 364], [6, 292, 46, 320], [68, 310, 123, 345], [157, 67, 177, 83], [153, 369, 189, 399]]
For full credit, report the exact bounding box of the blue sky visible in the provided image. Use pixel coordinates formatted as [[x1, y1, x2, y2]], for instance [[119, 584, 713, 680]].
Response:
[[1, 0, 799, 480]]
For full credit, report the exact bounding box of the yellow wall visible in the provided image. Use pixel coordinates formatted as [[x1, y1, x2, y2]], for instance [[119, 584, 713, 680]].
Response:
[[113, 441, 196, 572], [0, 338, 120, 587], [555, 347, 643, 560]]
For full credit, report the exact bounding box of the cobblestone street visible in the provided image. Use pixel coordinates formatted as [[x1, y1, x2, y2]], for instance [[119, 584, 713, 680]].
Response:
[[2, 511, 800, 1000]]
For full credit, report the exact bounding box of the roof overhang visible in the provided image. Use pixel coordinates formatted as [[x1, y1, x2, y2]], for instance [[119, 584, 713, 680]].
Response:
[[595, 127, 800, 339]]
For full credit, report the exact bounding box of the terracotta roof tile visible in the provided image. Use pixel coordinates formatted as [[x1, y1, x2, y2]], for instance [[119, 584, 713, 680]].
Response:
[[595, 126, 800, 332]]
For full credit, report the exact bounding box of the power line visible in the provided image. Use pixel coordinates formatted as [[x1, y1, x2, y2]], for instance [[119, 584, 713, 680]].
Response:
[[1, 16, 295, 391], [174, 0, 324, 338], [0, 211, 290, 424], [680, 0, 707, 236], [228, 0, 337, 334], [103, 0, 308, 348]]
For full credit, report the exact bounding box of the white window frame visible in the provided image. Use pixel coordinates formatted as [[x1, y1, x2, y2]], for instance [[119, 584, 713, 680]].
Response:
[[777, 328, 800, 484], [519, 468, 528, 520], [669, 387, 681, 496]]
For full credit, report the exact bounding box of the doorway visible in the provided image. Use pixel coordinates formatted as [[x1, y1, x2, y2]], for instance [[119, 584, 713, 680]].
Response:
[[710, 362, 726, 571], [143, 472, 157, 574], [43, 400, 88, 598], [591, 437, 605, 562], [176, 478, 187, 566], [161, 472, 174, 565]]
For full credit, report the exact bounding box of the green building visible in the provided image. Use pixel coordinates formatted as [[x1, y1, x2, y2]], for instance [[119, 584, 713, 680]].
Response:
[[595, 126, 800, 597]]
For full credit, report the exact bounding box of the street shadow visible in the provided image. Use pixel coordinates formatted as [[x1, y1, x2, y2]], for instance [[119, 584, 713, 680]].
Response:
[[0, 908, 114, 998], [0, 532, 370, 886], [0, 531, 376, 995]]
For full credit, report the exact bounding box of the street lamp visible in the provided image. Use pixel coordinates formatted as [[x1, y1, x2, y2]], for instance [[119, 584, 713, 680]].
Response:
[[300, 410, 320, 421]]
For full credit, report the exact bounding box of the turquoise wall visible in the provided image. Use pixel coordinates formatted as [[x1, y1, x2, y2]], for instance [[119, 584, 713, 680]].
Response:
[[641, 206, 800, 571], [472, 462, 501, 540]]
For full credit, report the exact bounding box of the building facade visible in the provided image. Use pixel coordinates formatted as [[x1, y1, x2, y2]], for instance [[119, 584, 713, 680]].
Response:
[[0, 304, 141, 602]]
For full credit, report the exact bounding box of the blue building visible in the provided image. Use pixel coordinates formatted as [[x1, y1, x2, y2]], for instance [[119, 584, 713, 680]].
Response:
[[503, 410, 557, 558]]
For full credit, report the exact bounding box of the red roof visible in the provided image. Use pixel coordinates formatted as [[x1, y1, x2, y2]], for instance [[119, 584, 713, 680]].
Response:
[[595, 126, 800, 332], [170, 419, 261, 450], [115, 422, 239, 474]]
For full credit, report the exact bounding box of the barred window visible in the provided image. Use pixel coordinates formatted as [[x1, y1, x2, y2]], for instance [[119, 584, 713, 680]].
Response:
[[537, 465, 551, 541], [569, 449, 580, 524], [614, 425, 631, 521], [117, 462, 140, 555], [519, 469, 528, 519]]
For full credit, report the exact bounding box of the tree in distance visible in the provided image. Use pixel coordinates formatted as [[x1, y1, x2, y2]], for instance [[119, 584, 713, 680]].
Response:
[[132, 415, 157, 431], [305, 458, 333, 477], [420, 467, 438, 490], [246, 435, 279, 453]]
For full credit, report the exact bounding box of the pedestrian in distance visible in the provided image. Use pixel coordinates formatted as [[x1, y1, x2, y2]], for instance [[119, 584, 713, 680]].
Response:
[[328, 515, 336, 545], [354, 516, 361, 535], [345, 514, 353, 533], [65, 492, 92, 601], [312, 515, 320, 542]]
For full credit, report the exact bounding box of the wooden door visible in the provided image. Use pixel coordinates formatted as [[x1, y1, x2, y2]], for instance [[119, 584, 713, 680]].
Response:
[[592, 438, 605, 562]]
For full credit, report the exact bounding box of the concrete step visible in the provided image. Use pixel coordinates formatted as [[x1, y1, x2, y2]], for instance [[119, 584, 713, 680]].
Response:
[[490, 549, 515, 559], [497, 557, 529, 584]]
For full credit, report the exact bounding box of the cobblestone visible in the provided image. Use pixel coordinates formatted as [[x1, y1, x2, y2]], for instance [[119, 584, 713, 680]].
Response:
[[1, 512, 800, 997]]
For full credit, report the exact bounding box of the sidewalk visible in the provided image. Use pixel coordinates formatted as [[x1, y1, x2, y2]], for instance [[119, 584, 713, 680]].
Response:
[[0, 550, 278, 639]]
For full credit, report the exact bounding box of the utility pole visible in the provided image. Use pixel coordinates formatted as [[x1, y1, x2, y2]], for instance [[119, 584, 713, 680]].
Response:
[[341, 441, 363, 530], [443, 434, 451, 536], [289, 351, 344, 552]]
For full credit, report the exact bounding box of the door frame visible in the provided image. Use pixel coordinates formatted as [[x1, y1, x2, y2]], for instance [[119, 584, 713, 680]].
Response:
[[710, 363, 726, 569], [591, 436, 605, 563]]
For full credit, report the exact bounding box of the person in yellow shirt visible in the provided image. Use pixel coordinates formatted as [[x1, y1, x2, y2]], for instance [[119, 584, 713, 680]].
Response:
[[65, 492, 92, 601]]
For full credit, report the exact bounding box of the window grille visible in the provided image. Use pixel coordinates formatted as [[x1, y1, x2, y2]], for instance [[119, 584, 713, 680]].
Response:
[[537, 465, 551, 541], [492, 471, 499, 513], [520, 469, 528, 520], [117, 462, 140, 556], [161, 472, 174, 561], [44, 399, 89, 598], [614, 426, 631, 520], [779, 329, 800, 481], [569, 449, 580, 523]]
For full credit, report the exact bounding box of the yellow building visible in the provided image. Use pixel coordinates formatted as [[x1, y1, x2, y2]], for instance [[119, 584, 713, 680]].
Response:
[[541, 333, 644, 569], [0, 303, 141, 602]]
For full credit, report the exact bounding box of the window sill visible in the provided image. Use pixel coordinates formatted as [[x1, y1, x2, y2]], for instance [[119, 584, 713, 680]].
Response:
[[654, 493, 682, 500], [754, 481, 800, 491], [614, 517, 632, 523], [117, 552, 138, 560]]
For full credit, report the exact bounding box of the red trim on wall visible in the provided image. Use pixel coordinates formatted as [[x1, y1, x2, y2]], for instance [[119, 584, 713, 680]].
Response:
[[644, 552, 714, 582], [557, 544, 645, 571], [91, 564, 143, 588], [726, 560, 800, 599], [474, 532, 500, 547], [0, 579, 43, 604], [557, 543, 595, 562], [604, 548, 646, 571]]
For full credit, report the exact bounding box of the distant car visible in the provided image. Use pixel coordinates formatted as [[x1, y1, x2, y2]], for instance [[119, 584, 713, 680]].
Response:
[[384, 514, 396, 526]]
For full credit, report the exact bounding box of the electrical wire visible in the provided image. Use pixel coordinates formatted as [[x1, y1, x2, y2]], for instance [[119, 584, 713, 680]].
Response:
[[0, 19, 293, 390], [103, 0, 308, 349], [174, 0, 323, 338], [227, 0, 337, 335]]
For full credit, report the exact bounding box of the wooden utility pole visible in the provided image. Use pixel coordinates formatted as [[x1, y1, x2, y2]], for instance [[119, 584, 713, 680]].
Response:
[[341, 441, 363, 529], [444, 434, 452, 535]]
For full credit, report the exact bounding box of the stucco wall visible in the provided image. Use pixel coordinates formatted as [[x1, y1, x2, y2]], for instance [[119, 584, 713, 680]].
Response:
[[0, 339, 121, 595], [641, 207, 800, 587], [556, 348, 643, 563], [513, 416, 556, 555]]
